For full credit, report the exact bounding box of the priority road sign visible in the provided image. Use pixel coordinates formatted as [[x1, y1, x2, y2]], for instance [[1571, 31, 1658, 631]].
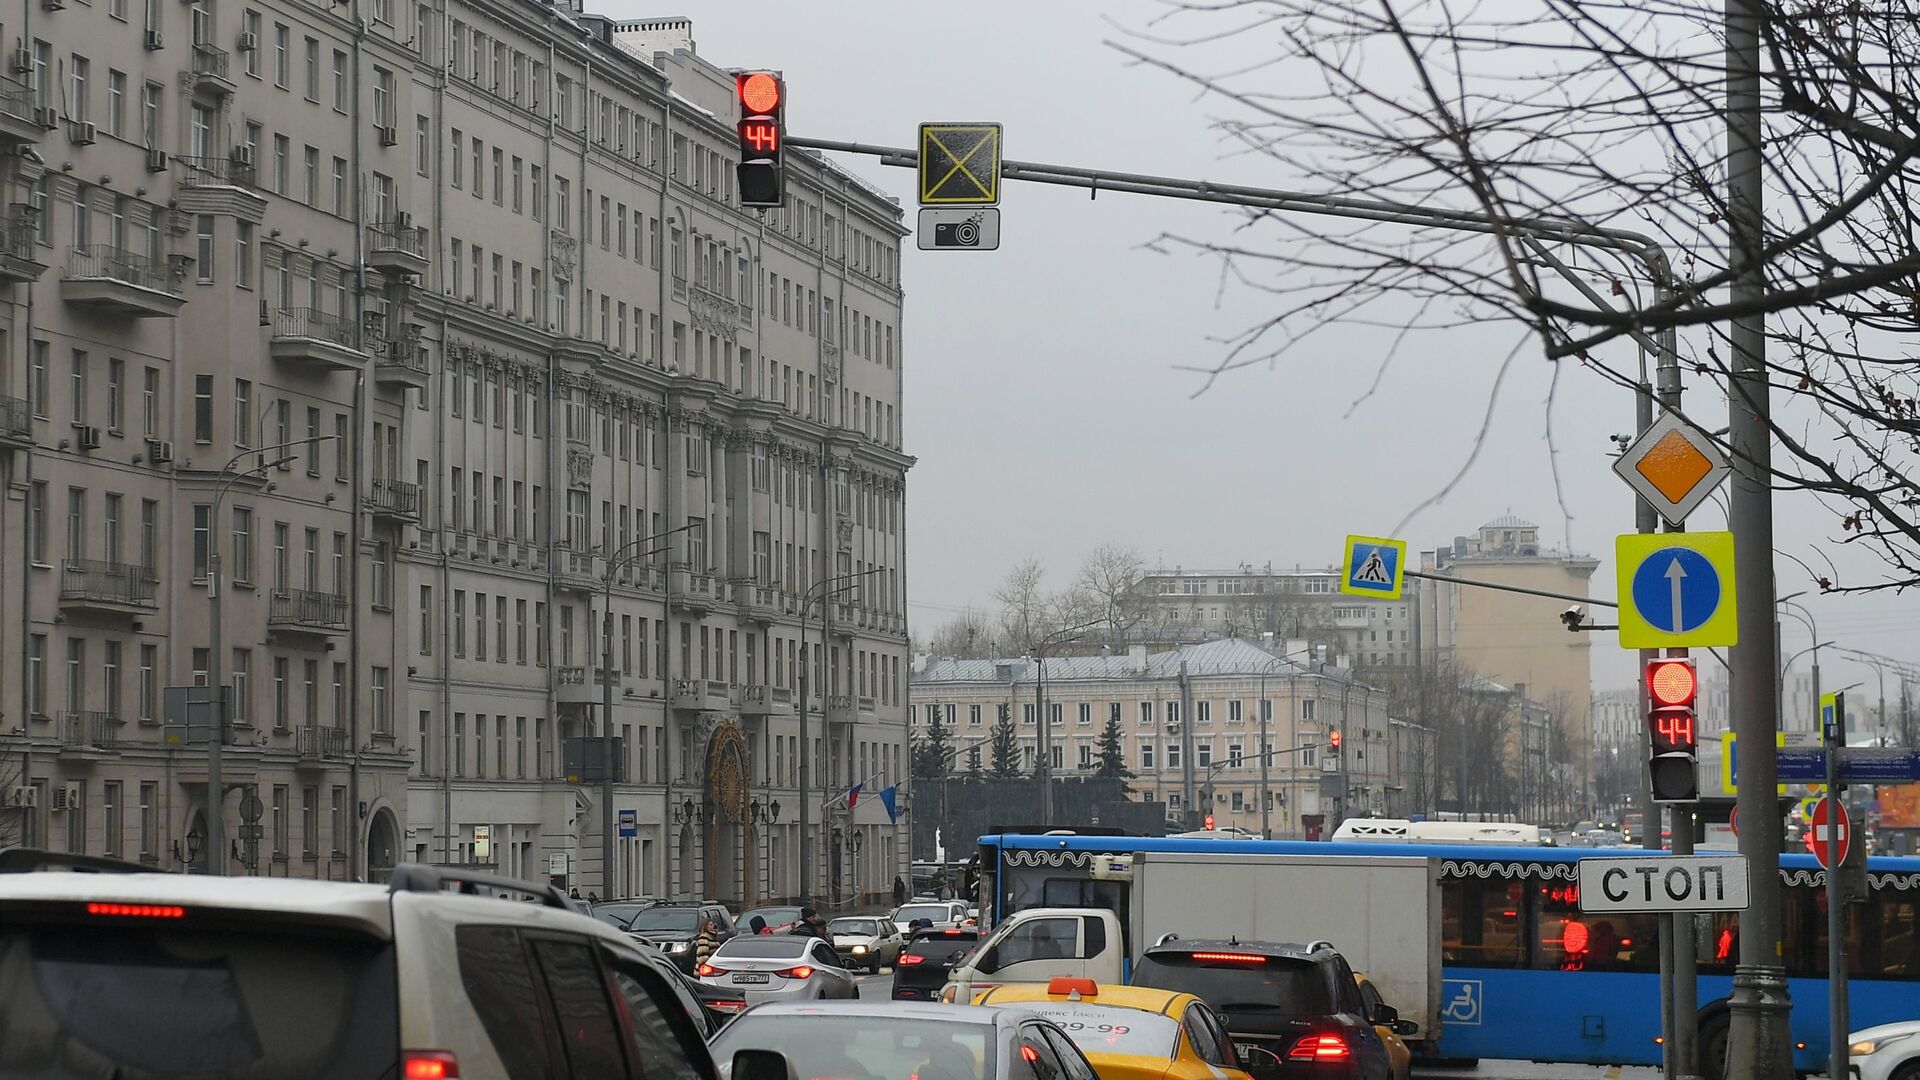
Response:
[[919, 123, 1002, 205], [1616, 531, 1739, 648], [1577, 854, 1751, 913], [1807, 797, 1849, 868], [1340, 535, 1407, 599], [1612, 411, 1730, 526]]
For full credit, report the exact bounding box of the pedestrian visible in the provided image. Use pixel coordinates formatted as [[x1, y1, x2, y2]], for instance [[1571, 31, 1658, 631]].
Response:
[[788, 906, 831, 942], [892, 875, 907, 907], [586, 891, 599, 904], [748, 915, 769, 935], [695, 918, 721, 966], [569, 888, 582, 900]]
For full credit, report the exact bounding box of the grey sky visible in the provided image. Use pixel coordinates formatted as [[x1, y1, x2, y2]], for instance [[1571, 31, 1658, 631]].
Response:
[[606, 0, 1917, 702]]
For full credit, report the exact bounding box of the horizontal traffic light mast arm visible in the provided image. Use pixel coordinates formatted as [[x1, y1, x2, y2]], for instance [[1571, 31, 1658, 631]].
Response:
[[1399, 568, 1618, 608], [785, 136, 1672, 285]]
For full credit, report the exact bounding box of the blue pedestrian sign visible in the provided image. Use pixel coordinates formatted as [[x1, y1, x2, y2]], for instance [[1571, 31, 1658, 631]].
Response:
[[1340, 535, 1407, 600], [618, 809, 637, 838], [1615, 532, 1739, 648]]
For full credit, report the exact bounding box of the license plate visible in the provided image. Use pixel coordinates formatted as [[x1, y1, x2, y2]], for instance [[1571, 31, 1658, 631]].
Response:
[[732, 973, 770, 984]]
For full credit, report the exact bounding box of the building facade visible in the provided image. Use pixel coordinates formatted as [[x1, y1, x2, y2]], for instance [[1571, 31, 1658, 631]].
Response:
[[1131, 566, 1417, 670], [0, 4, 910, 906], [910, 639, 1406, 837]]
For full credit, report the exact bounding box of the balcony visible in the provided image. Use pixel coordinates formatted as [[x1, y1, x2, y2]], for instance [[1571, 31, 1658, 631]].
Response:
[[374, 325, 429, 389], [555, 546, 598, 593], [190, 43, 236, 96], [366, 220, 430, 277], [669, 566, 716, 614], [556, 665, 602, 704], [59, 711, 121, 760], [0, 207, 46, 284], [269, 588, 350, 634], [0, 77, 41, 144], [61, 245, 184, 317], [0, 395, 30, 448], [176, 152, 256, 191], [59, 560, 157, 615], [295, 725, 348, 768], [825, 694, 856, 725], [739, 582, 782, 623], [271, 307, 366, 371], [740, 684, 794, 718], [366, 478, 420, 523], [670, 677, 730, 713]]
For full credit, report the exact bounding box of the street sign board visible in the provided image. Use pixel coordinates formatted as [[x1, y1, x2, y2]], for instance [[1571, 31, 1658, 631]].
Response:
[[1615, 531, 1739, 648], [1577, 854, 1751, 913], [918, 123, 1001, 205], [473, 824, 491, 860], [238, 792, 264, 822], [1837, 747, 1920, 784], [549, 852, 570, 877], [1340, 535, 1407, 599], [1612, 411, 1730, 526], [1776, 747, 1828, 783], [917, 207, 1001, 251], [618, 809, 638, 838], [1808, 797, 1850, 867]]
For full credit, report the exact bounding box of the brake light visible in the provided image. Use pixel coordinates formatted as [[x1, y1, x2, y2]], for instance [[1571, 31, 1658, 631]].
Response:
[[695, 963, 727, 977], [403, 1051, 461, 1079], [1288, 1035, 1351, 1061], [1188, 952, 1266, 965], [898, 953, 926, 966], [777, 965, 814, 979], [711, 1000, 748, 1013], [1020, 1047, 1040, 1064], [86, 902, 185, 919]]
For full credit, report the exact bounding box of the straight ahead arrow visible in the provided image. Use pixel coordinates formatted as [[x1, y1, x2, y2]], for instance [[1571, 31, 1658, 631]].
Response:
[[1666, 557, 1688, 631]]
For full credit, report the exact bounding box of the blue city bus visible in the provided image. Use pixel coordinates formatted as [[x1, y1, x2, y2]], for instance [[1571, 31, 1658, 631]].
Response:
[[976, 833, 1920, 1072]]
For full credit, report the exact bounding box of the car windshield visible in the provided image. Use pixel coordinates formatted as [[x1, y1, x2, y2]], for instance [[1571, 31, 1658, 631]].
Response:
[[714, 1014, 994, 1080], [904, 934, 977, 963], [714, 937, 812, 959], [831, 919, 883, 936], [1131, 954, 1334, 1014], [629, 908, 701, 933], [0, 918, 398, 1080], [896, 905, 952, 923], [591, 902, 654, 930], [1000, 1002, 1180, 1059]]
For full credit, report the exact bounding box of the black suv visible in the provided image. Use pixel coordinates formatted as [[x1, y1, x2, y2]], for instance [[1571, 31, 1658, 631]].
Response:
[[623, 901, 737, 972], [890, 926, 979, 1000], [1130, 938, 1395, 1080]]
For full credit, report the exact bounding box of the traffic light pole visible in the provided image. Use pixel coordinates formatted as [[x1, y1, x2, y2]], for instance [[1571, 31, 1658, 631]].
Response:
[[1825, 693, 1849, 1080]]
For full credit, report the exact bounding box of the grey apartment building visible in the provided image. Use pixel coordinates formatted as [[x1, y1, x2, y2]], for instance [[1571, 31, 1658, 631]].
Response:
[[0, 4, 911, 907]]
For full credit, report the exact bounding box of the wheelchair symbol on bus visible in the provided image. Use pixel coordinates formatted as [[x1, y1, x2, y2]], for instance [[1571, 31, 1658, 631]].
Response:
[[1441, 979, 1482, 1025]]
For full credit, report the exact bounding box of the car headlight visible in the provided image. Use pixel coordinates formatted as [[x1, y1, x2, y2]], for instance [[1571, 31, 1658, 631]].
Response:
[[667, 941, 690, 953], [1852, 1033, 1913, 1056], [852, 945, 868, 954]]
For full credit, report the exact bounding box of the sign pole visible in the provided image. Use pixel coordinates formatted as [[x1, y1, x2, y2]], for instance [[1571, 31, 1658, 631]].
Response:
[[1825, 694, 1849, 1080]]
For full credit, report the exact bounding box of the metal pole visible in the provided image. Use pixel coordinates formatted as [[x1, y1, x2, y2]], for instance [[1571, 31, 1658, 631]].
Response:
[[602, 583, 615, 897], [1826, 692, 1848, 1080], [207, 539, 224, 877], [1036, 655, 1049, 824], [1179, 661, 1196, 829], [800, 601, 812, 904], [1723, 1, 1792, 1074], [1259, 667, 1272, 839]]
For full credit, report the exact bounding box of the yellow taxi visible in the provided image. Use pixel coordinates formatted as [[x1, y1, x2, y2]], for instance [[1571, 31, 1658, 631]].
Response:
[[1352, 973, 1412, 1080], [973, 978, 1255, 1080]]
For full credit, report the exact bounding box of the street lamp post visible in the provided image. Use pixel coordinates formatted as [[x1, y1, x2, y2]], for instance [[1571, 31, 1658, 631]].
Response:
[[1254, 646, 1316, 839], [205, 436, 336, 876], [797, 567, 885, 904], [599, 526, 695, 898], [1030, 620, 1099, 827]]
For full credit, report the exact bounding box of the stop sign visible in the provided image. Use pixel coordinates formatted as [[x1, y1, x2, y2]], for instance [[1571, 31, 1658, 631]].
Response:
[[1806, 796, 1851, 868]]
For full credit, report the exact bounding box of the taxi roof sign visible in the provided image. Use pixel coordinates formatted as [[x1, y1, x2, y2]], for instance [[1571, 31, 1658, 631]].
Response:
[[1340, 535, 1407, 600], [1612, 411, 1730, 526], [919, 123, 1002, 205]]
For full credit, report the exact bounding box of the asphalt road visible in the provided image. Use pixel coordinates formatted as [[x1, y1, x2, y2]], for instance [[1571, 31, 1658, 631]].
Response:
[[851, 971, 1665, 1080]]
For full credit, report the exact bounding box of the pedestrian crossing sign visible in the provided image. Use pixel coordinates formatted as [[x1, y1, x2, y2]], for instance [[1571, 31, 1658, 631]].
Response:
[[1341, 535, 1407, 599]]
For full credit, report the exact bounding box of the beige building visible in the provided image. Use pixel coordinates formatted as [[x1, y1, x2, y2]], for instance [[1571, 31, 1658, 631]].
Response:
[[1132, 566, 1417, 670], [911, 639, 1408, 836], [0, 5, 910, 906]]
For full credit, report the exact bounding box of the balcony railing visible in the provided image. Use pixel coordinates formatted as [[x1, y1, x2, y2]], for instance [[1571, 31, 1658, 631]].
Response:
[[191, 42, 232, 82], [66, 244, 175, 293], [1, 206, 38, 257], [61, 711, 119, 749], [270, 588, 350, 631], [0, 395, 29, 441], [59, 559, 157, 608], [296, 725, 348, 759], [0, 75, 34, 125], [557, 666, 588, 686], [175, 153, 255, 189], [367, 220, 429, 258], [273, 307, 360, 350], [367, 478, 420, 519]]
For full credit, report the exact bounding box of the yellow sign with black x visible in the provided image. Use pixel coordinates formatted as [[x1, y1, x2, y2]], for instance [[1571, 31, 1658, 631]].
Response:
[[919, 123, 1002, 205]]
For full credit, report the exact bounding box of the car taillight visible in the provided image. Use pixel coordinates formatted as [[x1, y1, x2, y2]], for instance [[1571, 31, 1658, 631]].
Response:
[[86, 902, 185, 919], [695, 963, 726, 977], [776, 965, 814, 979], [897, 953, 926, 966], [1288, 1035, 1351, 1061], [403, 1051, 461, 1079], [1189, 952, 1266, 965], [711, 1000, 748, 1013]]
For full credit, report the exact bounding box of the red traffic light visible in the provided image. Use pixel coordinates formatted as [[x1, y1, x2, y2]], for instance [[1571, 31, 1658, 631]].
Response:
[[1647, 659, 1697, 707], [1328, 730, 1343, 750], [1203, 814, 1216, 831], [737, 72, 781, 115]]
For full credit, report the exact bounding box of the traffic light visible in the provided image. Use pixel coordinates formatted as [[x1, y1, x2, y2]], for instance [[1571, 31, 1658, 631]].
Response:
[[735, 71, 785, 208], [1645, 658, 1699, 802], [1203, 814, 1216, 831], [1328, 730, 1343, 752]]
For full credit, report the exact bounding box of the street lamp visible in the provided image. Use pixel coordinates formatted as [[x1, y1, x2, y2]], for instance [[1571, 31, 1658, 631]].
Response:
[[598, 525, 696, 899], [175, 820, 204, 868], [205, 435, 337, 877], [1030, 619, 1101, 826], [1254, 646, 1316, 839], [797, 567, 886, 905], [750, 798, 782, 902]]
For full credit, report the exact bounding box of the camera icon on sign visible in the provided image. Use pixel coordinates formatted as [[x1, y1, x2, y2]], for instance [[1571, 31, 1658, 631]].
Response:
[[932, 213, 983, 248]]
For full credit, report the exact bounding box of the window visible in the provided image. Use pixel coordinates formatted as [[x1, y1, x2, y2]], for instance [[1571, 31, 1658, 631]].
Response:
[[371, 667, 390, 734], [303, 36, 318, 99], [231, 506, 252, 583], [69, 55, 89, 122], [273, 23, 289, 87], [194, 216, 216, 283], [332, 50, 348, 110]]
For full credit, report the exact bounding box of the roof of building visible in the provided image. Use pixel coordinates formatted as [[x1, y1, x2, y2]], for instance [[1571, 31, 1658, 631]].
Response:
[[1482, 515, 1539, 529], [913, 638, 1363, 687]]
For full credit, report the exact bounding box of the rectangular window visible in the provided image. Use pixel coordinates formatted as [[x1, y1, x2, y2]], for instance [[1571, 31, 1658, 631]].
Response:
[[231, 506, 252, 583], [273, 24, 289, 87], [195, 216, 216, 283], [332, 50, 348, 111], [303, 36, 318, 99]]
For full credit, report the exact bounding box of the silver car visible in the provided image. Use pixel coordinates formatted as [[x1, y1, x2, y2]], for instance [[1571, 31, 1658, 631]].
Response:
[[711, 1001, 1102, 1080], [892, 901, 968, 934], [828, 916, 903, 972], [697, 934, 858, 1003]]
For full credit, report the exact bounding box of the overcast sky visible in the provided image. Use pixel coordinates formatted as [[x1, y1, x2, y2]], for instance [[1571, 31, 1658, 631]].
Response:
[[604, 0, 1919, 703]]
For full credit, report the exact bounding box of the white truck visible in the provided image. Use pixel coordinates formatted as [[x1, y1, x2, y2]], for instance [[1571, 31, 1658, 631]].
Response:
[[947, 850, 1445, 1046]]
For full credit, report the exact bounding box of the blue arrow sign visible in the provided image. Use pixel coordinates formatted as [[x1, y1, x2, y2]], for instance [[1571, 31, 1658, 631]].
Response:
[[1630, 547, 1722, 634]]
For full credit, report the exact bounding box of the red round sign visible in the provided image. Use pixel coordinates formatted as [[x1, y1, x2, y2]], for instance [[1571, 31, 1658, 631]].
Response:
[[1728, 805, 1739, 838], [1806, 797, 1850, 868]]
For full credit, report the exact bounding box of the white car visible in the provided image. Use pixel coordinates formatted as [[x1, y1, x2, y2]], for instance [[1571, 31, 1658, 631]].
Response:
[[892, 900, 968, 933], [696, 933, 859, 1004], [1850, 1019, 1920, 1080]]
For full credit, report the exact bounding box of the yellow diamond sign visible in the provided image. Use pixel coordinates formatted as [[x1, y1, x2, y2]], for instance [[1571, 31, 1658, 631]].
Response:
[[1613, 411, 1730, 526]]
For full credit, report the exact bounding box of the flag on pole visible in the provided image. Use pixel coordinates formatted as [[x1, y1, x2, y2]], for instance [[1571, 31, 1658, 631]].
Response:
[[878, 785, 899, 823], [846, 782, 864, 810]]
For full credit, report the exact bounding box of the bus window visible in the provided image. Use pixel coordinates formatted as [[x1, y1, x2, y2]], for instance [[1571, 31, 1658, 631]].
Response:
[[1796, 888, 1920, 980], [1531, 882, 1660, 971], [1865, 893, 1919, 979], [1442, 877, 1526, 968]]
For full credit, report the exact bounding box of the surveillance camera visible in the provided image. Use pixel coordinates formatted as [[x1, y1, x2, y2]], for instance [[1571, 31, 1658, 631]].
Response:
[[1560, 605, 1586, 631]]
